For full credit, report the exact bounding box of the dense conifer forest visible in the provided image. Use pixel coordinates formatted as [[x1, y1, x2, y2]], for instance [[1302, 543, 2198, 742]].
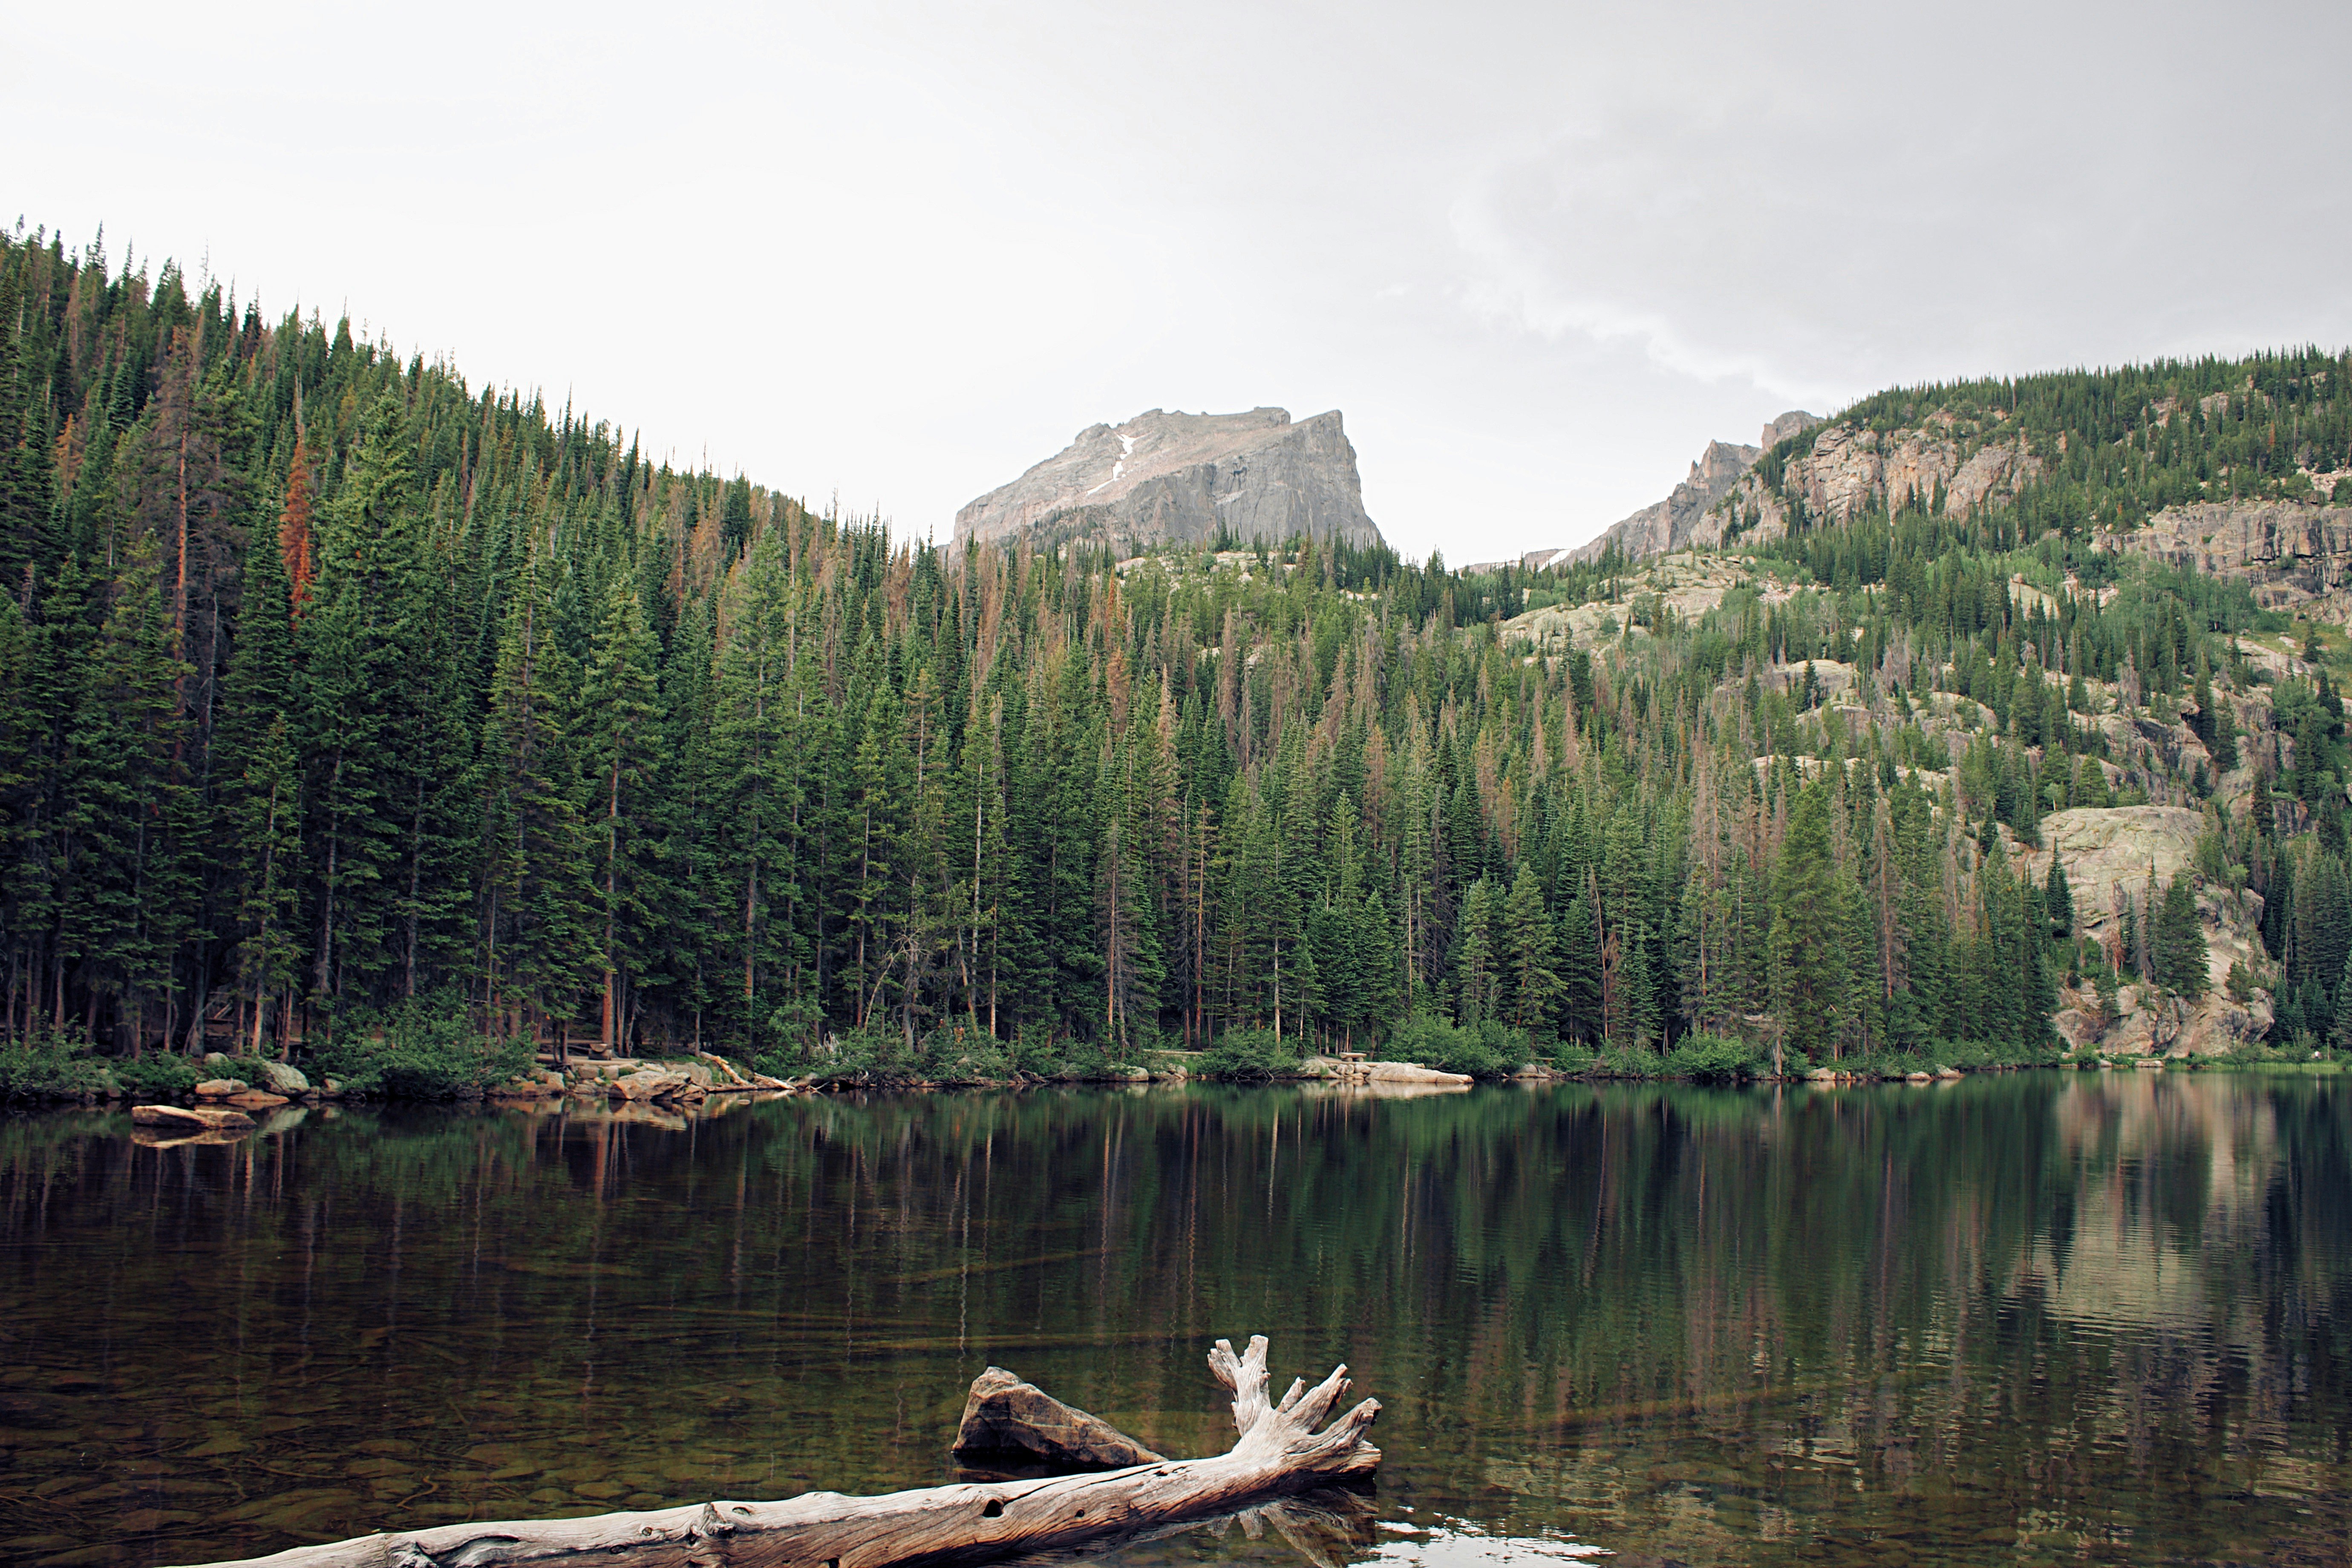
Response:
[[3, 224, 2349, 1081]]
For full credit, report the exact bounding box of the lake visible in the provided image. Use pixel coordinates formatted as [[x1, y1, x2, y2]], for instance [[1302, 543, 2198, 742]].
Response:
[[0, 1072, 2346, 1568]]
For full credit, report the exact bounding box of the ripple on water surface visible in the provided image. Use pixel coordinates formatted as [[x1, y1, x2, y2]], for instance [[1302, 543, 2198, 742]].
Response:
[[0, 1071, 2347, 1567]]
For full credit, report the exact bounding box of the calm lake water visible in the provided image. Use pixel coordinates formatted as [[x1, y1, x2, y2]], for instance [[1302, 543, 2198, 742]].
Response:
[[0, 1072, 2346, 1568]]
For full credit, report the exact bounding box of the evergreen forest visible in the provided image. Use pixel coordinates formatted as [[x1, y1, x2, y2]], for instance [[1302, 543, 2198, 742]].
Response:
[[4, 224, 2351, 1080]]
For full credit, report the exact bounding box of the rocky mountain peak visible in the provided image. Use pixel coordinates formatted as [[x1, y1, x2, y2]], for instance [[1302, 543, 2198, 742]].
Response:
[[953, 407, 1382, 551], [1466, 412, 1821, 574]]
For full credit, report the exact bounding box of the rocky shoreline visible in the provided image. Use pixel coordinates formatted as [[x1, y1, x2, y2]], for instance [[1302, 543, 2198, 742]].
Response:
[[66, 1049, 2307, 1150]]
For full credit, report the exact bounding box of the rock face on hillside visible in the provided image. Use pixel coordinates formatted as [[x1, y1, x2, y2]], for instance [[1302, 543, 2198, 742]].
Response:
[[1474, 412, 1818, 573], [953, 408, 1381, 551], [1556, 436, 1766, 566], [2098, 501, 2352, 621], [2018, 806, 2274, 1058], [1707, 419, 2041, 551]]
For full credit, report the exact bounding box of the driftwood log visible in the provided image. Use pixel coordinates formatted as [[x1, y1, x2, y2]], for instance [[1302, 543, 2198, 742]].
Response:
[[179, 1335, 1378, 1568]]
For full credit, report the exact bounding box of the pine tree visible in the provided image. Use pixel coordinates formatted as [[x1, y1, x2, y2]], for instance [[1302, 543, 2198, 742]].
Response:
[[219, 518, 303, 1051], [233, 713, 304, 1054], [0, 256, 61, 596], [300, 395, 421, 1011], [2152, 874, 2209, 999], [1770, 778, 1851, 1061], [710, 533, 804, 1043], [479, 542, 592, 1042], [2045, 856, 2075, 942], [1503, 861, 1562, 1035], [1453, 875, 1501, 1027], [2329, 968, 2352, 1053], [580, 571, 667, 1051], [1558, 883, 1600, 1043], [61, 534, 197, 1051]]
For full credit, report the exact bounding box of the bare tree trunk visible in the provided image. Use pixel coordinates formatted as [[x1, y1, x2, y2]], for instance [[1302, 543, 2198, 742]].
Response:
[[180, 1336, 1378, 1568]]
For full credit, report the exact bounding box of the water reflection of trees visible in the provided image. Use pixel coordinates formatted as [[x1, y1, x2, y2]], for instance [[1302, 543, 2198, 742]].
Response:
[[0, 1076, 2345, 1565]]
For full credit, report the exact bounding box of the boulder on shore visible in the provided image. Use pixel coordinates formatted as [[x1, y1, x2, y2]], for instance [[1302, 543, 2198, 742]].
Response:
[[193, 1078, 247, 1098], [253, 1060, 311, 1096], [612, 1068, 691, 1102], [1366, 1061, 1473, 1085]]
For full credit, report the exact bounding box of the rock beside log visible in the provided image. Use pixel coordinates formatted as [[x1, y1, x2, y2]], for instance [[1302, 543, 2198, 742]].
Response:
[[613, 1068, 691, 1101], [953, 1366, 1167, 1467]]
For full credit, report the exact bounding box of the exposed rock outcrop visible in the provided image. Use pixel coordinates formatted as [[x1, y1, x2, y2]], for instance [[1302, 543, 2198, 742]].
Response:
[[2018, 806, 2273, 1057], [2096, 501, 2352, 621], [953, 408, 1382, 551], [1553, 437, 1764, 567], [1474, 412, 1819, 573], [1500, 552, 1786, 647], [1706, 421, 2041, 550]]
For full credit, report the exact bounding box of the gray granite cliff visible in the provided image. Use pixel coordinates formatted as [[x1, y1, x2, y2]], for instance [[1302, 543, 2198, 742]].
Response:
[[954, 407, 1382, 550], [1470, 412, 1820, 572]]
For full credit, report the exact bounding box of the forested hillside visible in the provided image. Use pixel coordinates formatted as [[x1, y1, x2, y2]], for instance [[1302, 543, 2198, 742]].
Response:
[[0, 225, 2344, 1079]]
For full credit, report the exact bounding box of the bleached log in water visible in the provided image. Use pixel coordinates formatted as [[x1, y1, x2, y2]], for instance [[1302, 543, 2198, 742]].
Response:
[[177, 1335, 1379, 1568]]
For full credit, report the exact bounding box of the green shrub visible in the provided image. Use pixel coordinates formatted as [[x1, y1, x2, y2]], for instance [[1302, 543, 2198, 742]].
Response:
[[1662, 1034, 1766, 1080], [1546, 1042, 1602, 1074], [922, 1026, 1012, 1083], [778, 1024, 918, 1084], [1197, 1028, 1303, 1078], [1008, 1023, 1066, 1078], [0, 1042, 109, 1101], [111, 1053, 201, 1099], [315, 994, 531, 1099], [1589, 1043, 1665, 1079], [2215, 1034, 2337, 1066], [1051, 1034, 1114, 1080], [1842, 1049, 1936, 1079], [1933, 1038, 2060, 1070], [1383, 1013, 1515, 1076]]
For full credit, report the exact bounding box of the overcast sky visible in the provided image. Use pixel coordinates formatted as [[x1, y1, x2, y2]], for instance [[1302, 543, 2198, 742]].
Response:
[[12, 0, 2350, 563]]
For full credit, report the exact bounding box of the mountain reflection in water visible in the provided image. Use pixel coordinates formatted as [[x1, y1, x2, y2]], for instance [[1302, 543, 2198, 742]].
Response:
[[0, 1072, 2345, 1568]]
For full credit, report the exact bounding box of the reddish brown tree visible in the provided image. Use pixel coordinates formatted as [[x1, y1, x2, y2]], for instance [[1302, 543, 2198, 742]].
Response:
[[278, 432, 316, 620]]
